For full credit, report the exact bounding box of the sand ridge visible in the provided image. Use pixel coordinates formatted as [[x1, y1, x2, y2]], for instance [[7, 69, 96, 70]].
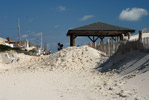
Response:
[[0, 45, 148, 100]]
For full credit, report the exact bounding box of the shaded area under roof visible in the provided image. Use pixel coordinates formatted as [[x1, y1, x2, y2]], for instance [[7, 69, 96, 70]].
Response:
[[67, 22, 135, 36]]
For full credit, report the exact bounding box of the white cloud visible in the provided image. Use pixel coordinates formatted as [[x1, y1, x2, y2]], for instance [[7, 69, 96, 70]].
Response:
[[81, 15, 95, 21], [35, 32, 42, 36], [22, 34, 28, 38], [26, 31, 43, 37], [29, 38, 36, 41], [55, 25, 60, 28], [119, 8, 148, 21], [57, 6, 66, 11]]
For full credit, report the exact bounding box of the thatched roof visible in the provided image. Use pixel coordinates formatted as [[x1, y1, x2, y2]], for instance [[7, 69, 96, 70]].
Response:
[[67, 22, 135, 36]]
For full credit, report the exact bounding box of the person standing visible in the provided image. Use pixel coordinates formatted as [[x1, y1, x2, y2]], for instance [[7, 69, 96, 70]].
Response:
[[57, 43, 61, 51], [60, 44, 63, 50], [43, 50, 47, 55], [48, 49, 52, 55]]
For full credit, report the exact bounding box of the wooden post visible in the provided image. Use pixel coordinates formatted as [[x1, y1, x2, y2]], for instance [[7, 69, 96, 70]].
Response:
[[139, 31, 142, 42], [120, 34, 124, 41], [70, 34, 76, 46], [92, 42, 96, 48], [103, 40, 105, 52], [107, 39, 110, 56], [100, 39, 104, 52], [100, 40, 102, 51], [92, 36, 95, 48], [116, 36, 119, 42], [110, 38, 113, 56], [128, 33, 131, 40], [97, 42, 100, 50]]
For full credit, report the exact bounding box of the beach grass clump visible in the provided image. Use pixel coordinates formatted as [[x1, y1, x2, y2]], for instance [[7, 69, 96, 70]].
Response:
[[0, 44, 23, 53], [0, 44, 13, 52]]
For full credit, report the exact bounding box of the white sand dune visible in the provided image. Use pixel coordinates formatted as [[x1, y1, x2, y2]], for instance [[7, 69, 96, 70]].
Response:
[[98, 50, 149, 75], [124, 32, 149, 41], [122, 71, 149, 99], [96, 41, 149, 100], [0, 45, 149, 100]]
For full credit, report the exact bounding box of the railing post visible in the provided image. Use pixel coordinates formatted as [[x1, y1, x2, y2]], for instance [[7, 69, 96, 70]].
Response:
[[139, 31, 142, 42], [128, 32, 131, 40], [107, 39, 110, 56], [120, 34, 124, 41]]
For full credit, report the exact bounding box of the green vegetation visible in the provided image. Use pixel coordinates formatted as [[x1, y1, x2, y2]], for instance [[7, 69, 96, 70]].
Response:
[[0, 44, 37, 56], [0, 44, 13, 52], [0, 44, 24, 53], [27, 49, 37, 56]]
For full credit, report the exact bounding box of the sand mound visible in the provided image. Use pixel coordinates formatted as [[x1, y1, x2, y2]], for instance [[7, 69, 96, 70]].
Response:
[[95, 42, 149, 99], [97, 41, 149, 75], [98, 50, 149, 75], [0, 51, 48, 73], [0, 46, 108, 73], [26, 46, 108, 72]]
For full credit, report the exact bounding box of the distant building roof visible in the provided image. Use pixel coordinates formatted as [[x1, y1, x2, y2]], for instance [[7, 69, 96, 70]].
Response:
[[8, 40, 16, 43], [6, 37, 17, 43], [18, 41, 35, 47], [67, 22, 135, 36]]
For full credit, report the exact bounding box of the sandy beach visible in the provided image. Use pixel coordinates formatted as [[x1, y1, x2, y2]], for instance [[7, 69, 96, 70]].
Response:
[[0, 0, 149, 99], [0, 45, 149, 100]]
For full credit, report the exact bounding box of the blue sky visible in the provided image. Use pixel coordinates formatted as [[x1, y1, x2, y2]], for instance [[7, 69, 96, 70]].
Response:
[[0, 0, 149, 51]]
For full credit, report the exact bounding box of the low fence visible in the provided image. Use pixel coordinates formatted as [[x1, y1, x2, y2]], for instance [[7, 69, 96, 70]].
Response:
[[142, 37, 149, 49], [88, 36, 149, 56], [88, 39, 120, 56]]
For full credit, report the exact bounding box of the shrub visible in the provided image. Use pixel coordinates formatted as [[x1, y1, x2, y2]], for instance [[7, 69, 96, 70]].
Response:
[[0, 44, 13, 52]]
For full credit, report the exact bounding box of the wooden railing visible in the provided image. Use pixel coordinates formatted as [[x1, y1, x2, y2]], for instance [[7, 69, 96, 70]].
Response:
[[88, 32, 149, 56]]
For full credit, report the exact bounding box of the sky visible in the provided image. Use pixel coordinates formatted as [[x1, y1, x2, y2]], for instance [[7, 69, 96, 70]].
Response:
[[0, 0, 149, 52]]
